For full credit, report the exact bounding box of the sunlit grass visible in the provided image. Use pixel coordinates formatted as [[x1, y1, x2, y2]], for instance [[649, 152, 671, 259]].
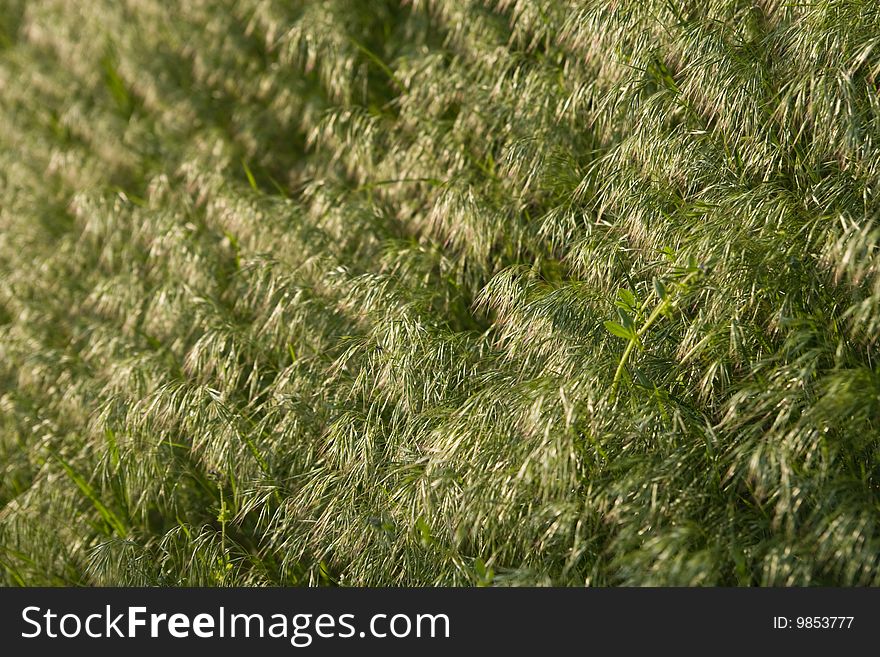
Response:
[[1, 0, 880, 586]]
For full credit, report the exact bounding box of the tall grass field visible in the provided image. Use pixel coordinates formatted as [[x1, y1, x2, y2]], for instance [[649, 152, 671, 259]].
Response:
[[2, 1, 880, 586]]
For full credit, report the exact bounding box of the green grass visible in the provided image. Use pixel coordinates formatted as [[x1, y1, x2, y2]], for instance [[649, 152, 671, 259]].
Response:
[[1, 0, 880, 586]]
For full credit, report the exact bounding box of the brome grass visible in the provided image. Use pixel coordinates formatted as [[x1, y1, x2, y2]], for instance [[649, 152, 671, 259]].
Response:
[[1, 0, 880, 586]]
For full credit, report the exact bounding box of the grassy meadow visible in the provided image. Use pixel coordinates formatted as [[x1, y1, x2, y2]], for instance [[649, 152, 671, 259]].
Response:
[[2, 1, 880, 586]]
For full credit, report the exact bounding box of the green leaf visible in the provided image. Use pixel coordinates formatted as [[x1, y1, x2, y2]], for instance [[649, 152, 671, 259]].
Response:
[[616, 288, 638, 311], [653, 278, 667, 301], [604, 320, 634, 340], [104, 427, 120, 469], [474, 558, 494, 586], [242, 159, 259, 192], [319, 561, 339, 586], [51, 450, 126, 537], [415, 516, 433, 546]]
